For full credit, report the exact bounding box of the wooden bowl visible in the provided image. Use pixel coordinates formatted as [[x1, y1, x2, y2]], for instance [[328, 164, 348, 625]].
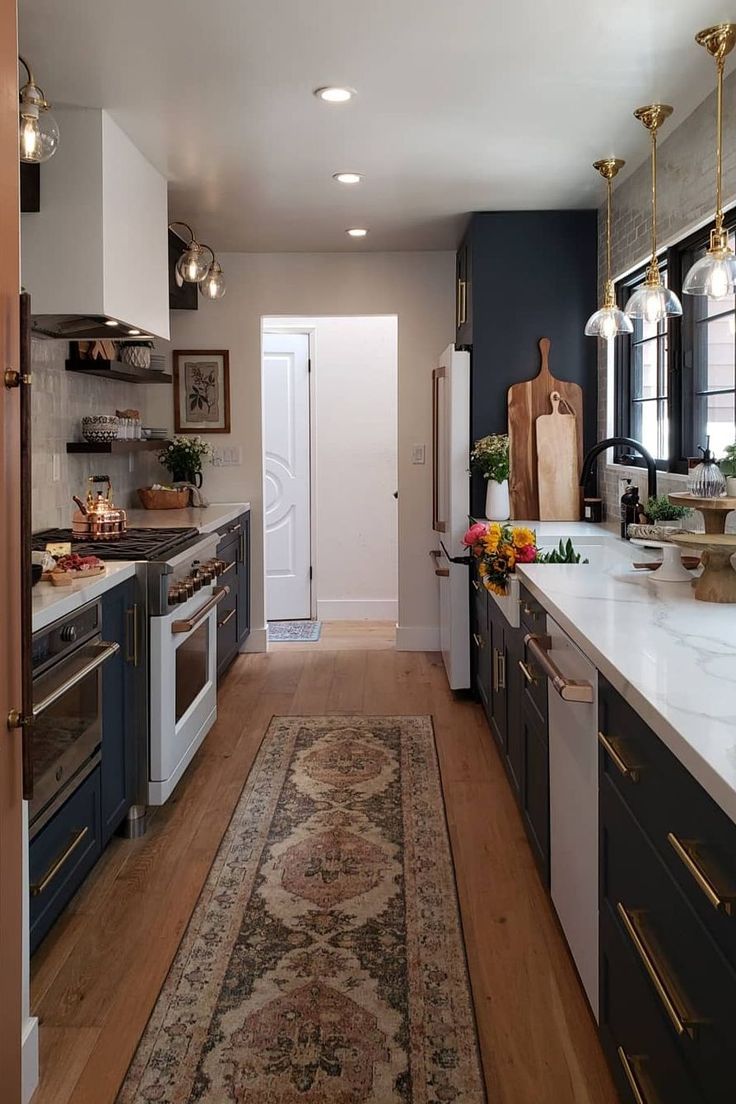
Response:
[[137, 487, 190, 510]]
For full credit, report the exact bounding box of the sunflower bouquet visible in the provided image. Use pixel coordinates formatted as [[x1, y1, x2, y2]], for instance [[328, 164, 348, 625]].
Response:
[[462, 522, 538, 595]]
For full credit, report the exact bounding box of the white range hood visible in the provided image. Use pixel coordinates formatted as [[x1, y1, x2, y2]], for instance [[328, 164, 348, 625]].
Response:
[[21, 107, 170, 341]]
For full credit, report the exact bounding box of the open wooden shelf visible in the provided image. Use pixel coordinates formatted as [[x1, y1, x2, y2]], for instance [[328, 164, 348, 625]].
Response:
[[66, 439, 167, 454], [65, 358, 172, 385]]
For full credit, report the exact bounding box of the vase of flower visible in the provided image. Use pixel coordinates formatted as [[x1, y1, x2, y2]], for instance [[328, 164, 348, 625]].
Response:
[[159, 436, 212, 489], [485, 478, 510, 521], [471, 433, 510, 521]]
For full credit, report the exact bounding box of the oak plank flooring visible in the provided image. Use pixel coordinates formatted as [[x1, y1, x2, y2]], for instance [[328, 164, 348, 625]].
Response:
[[31, 626, 617, 1104]]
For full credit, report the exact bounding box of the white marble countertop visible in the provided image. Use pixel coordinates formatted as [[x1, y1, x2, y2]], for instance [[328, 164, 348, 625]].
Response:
[[32, 561, 137, 633], [514, 532, 736, 824], [125, 502, 249, 534]]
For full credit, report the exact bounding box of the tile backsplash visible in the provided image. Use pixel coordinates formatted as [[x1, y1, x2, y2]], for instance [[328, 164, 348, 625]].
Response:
[[31, 337, 169, 531]]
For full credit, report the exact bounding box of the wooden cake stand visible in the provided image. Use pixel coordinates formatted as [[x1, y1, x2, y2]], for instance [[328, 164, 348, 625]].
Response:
[[668, 532, 736, 603], [668, 492, 736, 534]]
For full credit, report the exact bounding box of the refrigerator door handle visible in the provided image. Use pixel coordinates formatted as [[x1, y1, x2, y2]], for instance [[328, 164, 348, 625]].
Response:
[[432, 366, 446, 532]]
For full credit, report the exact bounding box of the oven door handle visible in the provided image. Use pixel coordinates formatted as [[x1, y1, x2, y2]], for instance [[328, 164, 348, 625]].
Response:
[[172, 586, 229, 635], [32, 641, 120, 718]]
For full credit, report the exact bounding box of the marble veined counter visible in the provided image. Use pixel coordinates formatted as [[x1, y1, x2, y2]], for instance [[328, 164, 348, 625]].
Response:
[[516, 538, 736, 823]]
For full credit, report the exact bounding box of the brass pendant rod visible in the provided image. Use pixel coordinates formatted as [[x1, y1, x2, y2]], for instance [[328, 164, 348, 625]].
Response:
[[716, 55, 725, 233], [606, 176, 612, 284], [650, 127, 658, 264]]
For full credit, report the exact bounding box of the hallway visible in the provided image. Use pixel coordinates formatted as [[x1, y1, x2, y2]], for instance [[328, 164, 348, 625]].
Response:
[[30, 629, 616, 1104]]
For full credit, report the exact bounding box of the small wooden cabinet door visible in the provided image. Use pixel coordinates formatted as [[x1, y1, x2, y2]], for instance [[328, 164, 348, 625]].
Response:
[[100, 577, 139, 844]]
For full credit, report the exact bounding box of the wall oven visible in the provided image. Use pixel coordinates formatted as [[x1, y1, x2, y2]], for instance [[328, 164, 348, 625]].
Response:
[[30, 601, 119, 837], [148, 564, 228, 805]]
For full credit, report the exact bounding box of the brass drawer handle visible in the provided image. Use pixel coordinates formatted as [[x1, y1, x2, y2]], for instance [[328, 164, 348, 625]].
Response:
[[497, 652, 506, 691], [616, 1048, 648, 1104], [217, 608, 236, 629], [667, 832, 736, 916], [227, 522, 242, 534], [473, 632, 484, 649], [125, 604, 139, 667], [172, 586, 229, 634], [492, 648, 498, 692], [472, 579, 480, 591], [598, 731, 640, 783], [616, 902, 698, 1038], [31, 826, 89, 896], [524, 633, 594, 703], [518, 659, 539, 684], [220, 560, 236, 577], [521, 602, 539, 617]]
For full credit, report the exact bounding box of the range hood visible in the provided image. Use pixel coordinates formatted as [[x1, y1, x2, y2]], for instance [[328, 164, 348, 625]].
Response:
[[21, 107, 170, 341]]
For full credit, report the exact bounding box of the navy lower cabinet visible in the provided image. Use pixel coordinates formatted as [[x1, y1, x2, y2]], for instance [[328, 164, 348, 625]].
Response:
[[216, 510, 250, 677], [100, 576, 140, 844], [599, 678, 736, 1104]]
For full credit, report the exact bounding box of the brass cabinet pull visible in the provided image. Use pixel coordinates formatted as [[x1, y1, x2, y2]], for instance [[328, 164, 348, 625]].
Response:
[[435, 567, 450, 577], [497, 652, 506, 691], [227, 522, 242, 534], [472, 579, 480, 591], [239, 531, 245, 563], [616, 902, 698, 1038], [220, 560, 236, 577], [616, 1048, 648, 1104], [456, 278, 467, 327], [125, 604, 139, 667], [473, 632, 484, 649], [518, 659, 539, 684], [217, 607, 236, 629], [31, 826, 89, 896], [172, 586, 229, 634], [524, 633, 594, 703], [598, 731, 640, 783], [33, 641, 119, 717], [667, 832, 736, 916], [521, 602, 538, 617], [492, 648, 498, 692]]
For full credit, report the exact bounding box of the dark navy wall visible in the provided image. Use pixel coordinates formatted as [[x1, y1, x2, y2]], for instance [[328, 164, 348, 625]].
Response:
[[464, 210, 598, 516]]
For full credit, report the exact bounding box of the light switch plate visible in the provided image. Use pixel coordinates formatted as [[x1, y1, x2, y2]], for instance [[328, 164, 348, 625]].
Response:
[[411, 444, 426, 465], [52, 453, 61, 482]]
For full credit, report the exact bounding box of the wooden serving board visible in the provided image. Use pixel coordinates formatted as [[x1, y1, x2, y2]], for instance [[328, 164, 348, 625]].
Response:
[[536, 391, 579, 520], [507, 338, 584, 520]]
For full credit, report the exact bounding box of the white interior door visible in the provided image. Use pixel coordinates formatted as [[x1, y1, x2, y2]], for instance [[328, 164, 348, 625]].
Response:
[[263, 332, 311, 620]]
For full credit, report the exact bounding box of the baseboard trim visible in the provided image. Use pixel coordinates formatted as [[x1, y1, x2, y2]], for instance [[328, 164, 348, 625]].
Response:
[[395, 625, 441, 651], [22, 1015, 38, 1104], [316, 599, 398, 621], [241, 627, 267, 653]]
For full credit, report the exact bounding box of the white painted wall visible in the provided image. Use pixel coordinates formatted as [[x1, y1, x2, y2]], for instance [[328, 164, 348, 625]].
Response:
[[264, 316, 398, 621], [151, 251, 455, 650]]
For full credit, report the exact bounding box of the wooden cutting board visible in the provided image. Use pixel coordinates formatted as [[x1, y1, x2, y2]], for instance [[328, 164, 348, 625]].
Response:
[[507, 338, 584, 519], [536, 391, 579, 520]]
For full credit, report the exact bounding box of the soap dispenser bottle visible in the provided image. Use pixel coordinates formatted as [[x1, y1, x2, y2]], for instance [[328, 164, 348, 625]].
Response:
[[620, 480, 640, 539], [689, 438, 726, 498]]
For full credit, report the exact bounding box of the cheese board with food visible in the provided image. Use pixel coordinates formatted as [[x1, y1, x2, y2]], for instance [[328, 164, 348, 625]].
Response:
[[42, 552, 106, 586]]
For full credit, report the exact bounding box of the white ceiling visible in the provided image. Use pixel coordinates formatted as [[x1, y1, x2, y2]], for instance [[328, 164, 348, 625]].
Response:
[[18, 0, 735, 252]]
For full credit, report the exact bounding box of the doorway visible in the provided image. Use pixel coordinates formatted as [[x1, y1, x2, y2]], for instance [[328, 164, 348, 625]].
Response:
[[262, 316, 398, 626]]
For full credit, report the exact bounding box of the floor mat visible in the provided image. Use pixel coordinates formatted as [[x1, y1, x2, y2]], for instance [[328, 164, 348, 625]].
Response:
[[118, 715, 486, 1103], [268, 619, 322, 642]]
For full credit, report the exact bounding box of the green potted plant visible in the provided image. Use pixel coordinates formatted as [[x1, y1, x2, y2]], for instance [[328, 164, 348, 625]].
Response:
[[158, 435, 212, 487], [719, 444, 736, 496], [641, 494, 689, 527], [470, 434, 510, 520]]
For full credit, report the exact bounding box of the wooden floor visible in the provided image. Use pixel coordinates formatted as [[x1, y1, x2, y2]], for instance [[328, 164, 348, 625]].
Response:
[[30, 625, 618, 1104]]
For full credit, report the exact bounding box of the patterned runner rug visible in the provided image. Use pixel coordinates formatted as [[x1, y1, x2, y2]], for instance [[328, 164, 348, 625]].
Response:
[[119, 716, 486, 1103], [268, 621, 322, 642]]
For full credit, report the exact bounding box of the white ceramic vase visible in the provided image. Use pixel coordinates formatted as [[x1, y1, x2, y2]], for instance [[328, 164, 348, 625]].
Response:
[[485, 478, 510, 521]]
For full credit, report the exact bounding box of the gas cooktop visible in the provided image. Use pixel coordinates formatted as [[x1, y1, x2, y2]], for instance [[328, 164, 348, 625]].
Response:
[[32, 527, 201, 562]]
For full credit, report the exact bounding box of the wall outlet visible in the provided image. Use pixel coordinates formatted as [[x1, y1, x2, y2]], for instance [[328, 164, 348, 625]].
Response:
[[223, 446, 242, 466], [211, 447, 224, 467], [411, 444, 426, 465]]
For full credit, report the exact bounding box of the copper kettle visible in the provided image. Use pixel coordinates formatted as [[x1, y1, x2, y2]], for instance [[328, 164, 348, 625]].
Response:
[[72, 475, 127, 541]]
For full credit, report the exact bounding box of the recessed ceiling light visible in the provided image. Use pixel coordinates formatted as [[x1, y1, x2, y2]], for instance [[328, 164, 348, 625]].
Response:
[[346, 228, 368, 238], [333, 172, 363, 185], [127, 328, 141, 335], [104, 319, 119, 327], [314, 86, 355, 103]]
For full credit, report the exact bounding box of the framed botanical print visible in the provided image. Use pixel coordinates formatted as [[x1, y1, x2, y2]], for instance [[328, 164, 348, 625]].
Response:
[[173, 350, 231, 433]]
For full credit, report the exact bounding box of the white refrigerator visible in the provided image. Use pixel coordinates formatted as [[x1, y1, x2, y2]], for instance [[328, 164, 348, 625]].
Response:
[[431, 345, 470, 690]]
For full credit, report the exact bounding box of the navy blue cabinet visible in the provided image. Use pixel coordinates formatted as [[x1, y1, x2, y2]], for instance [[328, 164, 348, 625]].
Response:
[[216, 510, 250, 677], [458, 211, 597, 516], [100, 576, 141, 845]]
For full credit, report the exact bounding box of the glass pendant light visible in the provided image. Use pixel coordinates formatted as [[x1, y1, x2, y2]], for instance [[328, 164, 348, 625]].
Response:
[[169, 221, 211, 283], [199, 253, 226, 300], [18, 56, 59, 163], [585, 158, 633, 341], [625, 105, 682, 323], [683, 25, 736, 300]]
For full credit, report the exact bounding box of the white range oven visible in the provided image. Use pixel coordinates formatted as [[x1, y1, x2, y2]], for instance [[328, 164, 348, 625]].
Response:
[[147, 533, 229, 804]]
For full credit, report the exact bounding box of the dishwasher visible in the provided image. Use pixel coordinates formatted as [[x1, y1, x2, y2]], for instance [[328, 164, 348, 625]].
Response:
[[524, 616, 599, 1020]]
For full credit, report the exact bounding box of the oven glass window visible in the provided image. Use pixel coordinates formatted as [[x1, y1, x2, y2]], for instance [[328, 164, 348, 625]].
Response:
[[31, 668, 100, 821], [175, 621, 209, 723]]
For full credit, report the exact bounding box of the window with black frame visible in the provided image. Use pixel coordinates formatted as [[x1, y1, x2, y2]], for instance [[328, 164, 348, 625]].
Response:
[[615, 216, 736, 468]]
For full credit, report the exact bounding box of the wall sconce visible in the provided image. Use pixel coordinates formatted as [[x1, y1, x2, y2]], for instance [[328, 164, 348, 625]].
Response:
[[169, 221, 227, 299], [18, 55, 59, 163]]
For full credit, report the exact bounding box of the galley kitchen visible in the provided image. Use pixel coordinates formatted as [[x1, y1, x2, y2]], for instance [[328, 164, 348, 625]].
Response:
[[5, 4, 736, 1104]]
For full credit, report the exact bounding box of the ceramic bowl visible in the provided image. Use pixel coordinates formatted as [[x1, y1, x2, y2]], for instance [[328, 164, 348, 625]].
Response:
[[82, 415, 119, 443]]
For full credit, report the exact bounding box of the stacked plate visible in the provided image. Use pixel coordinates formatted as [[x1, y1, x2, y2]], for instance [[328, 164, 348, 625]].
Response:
[[142, 427, 168, 440], [149, 354, 166, 372]]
